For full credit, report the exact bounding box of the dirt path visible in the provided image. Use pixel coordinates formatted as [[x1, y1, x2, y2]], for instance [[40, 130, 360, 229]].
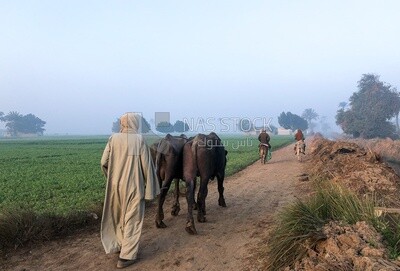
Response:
[[3, 144, 310, 271]]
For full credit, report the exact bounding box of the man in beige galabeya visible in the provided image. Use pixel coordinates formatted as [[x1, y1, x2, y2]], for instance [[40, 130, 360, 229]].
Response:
[[100, 112, 160, 269]]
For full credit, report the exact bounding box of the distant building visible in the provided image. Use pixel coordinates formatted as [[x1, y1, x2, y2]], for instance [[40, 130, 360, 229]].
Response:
[[2, 131, 41, 138], [243, 126, 277, 136], [243, 130, 258, 136], [16, 132, 41, 138], [277, 127, 293, 136]]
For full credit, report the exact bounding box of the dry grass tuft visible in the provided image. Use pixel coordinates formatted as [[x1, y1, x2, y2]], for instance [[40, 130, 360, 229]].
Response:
[[265, 182, 376, 271]]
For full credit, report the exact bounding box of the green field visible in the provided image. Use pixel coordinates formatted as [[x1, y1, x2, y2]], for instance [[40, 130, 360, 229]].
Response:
[[0, 135, 293, 216]]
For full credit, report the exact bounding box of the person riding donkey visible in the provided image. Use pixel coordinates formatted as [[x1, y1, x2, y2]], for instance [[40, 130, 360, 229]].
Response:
[[258, 129, 272, 161], [294, 129, 306, 154], [258, 128, 271, 148]]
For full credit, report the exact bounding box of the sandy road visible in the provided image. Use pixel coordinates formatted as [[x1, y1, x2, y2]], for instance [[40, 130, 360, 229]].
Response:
[[3, 143, 310, 271]]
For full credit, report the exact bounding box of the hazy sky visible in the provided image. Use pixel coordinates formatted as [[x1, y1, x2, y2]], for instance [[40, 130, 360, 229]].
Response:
[[1, 1, 400, 134]]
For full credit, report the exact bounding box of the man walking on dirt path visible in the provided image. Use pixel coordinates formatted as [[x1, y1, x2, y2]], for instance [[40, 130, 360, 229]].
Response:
[[100, 112, 160, 269]]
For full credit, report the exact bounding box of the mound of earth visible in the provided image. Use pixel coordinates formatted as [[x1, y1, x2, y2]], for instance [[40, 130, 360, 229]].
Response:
[[283, 135, 400, 270], [286, 221, 399, 271], [348, 138, 400, 177], [349, 137, 400, 162], [307, 136, 400, 206]]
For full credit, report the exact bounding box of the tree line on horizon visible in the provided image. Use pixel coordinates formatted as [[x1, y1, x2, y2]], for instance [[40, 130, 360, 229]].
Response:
[[277, 109, 319, 134], [111, 118, 189, 134], [2, 73, 396, 139], [277, 73, 400, 140], [0, 111, 46, 136], [111, 73, 400, 139], [109, 111, 320, 136]]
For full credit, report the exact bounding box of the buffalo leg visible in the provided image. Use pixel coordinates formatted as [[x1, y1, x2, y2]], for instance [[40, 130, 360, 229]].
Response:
[[217, 175, 227, 207], [171, 178, 181, 216], [155, 176, 174, 228], [185, 179, 197, 235], [193, 177, 198, 210], [197, 176, 209, 223]]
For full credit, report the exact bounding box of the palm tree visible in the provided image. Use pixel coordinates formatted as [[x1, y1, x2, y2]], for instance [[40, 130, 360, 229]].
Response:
[[390, 92, 400, 133], [302, 108, 319, 134], [319, 116, 331, 134]]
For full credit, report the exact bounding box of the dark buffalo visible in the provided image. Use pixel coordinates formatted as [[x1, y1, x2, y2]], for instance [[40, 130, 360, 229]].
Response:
[[151, 134, 188, 228], [183, 132, 228, 234]]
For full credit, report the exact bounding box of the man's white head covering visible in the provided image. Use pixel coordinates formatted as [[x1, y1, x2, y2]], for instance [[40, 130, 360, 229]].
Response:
[[119, 112, 142, 134]]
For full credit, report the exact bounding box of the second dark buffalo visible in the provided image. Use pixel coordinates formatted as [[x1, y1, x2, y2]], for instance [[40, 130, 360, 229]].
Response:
[[183, 132, 228, 234]]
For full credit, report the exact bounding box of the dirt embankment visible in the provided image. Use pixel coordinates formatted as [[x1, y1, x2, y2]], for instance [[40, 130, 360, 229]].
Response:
[[349, 137, 400, 176], [286, 135, 400, 271], [308, 135, 400, 207]]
